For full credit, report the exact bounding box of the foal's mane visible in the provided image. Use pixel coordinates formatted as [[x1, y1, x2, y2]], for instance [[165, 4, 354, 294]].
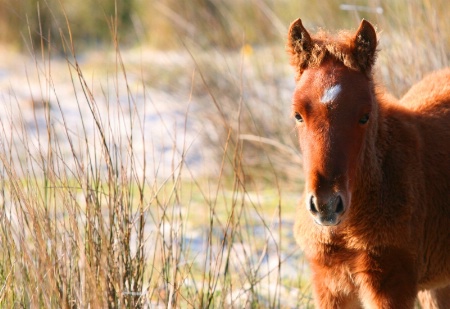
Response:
[[287, 24, 378, 80]]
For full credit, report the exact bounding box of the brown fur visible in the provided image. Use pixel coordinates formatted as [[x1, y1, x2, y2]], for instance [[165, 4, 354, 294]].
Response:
[[287, 19, 450, 308]]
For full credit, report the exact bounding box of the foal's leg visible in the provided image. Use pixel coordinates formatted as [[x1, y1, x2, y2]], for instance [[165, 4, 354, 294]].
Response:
[[311, 280, 362, 309], [310, 267, 362, 309], [356, 249, 418, 309], [357, 276, 416, 309], [417, 285, 450, 309]]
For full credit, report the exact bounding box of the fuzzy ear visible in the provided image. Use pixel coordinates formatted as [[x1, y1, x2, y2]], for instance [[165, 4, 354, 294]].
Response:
[[353, 19, 378, 72], [288, 18, 312, 53], [287, 18, 312, 74]]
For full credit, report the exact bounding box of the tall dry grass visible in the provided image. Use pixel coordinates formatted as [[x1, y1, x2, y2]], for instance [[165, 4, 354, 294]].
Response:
[[0, 3, 306, 308], [0, 13, 146, 308], [0, 1, 448, 308]]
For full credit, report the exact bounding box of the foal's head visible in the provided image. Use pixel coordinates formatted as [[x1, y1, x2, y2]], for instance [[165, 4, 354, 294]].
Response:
[[287, 19, 378, 226]]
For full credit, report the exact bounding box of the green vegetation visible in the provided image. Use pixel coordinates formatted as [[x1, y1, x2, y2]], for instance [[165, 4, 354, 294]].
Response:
[[0, 0, 448, 307]]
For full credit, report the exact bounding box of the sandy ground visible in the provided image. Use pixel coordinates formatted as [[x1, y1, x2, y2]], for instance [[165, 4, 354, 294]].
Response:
[[0, 47, 218, 179]]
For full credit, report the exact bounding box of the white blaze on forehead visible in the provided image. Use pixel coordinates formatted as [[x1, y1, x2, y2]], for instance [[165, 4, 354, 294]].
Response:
[[320, 84, 342, 104]]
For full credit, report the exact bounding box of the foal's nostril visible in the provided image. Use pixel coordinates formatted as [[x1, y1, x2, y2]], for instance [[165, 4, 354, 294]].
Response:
[[335, 196, 344, 214], [309, 194, 344, 215], [309, 195, 319, 214], [308, 193, 345, 226]]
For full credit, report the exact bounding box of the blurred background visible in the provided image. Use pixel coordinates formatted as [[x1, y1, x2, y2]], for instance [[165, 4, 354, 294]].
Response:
[[1, 0, 449, 52], [0, 0, 448, 308]]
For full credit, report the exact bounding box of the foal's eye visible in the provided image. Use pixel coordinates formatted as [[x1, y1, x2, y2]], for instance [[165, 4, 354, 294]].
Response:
[[294, 113, 304, 123], [359, 114, 370, 124]]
